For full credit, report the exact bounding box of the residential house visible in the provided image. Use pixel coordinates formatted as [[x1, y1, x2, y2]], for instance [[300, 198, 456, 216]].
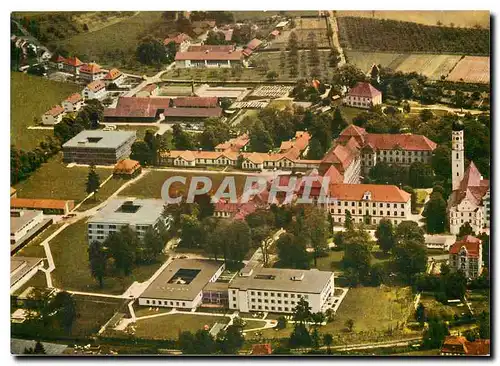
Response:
[[441, 336, 490, 356], [251, 344, 272, 355], [113, 159, 142, 178], [164, 33, 192, 52], [55, 55, 83, 74], [243, 38, 263, 57], [175, 45, 244, 68], [343, 82, 382, 109], [83, 80, 106, 100], [41, 105, 65, 125], [215, 133, 250, 152], [103, 68, 125, 86], [62, 93, 84, 113], [448, 235, 483, 279], [79, 63, 107, 83]]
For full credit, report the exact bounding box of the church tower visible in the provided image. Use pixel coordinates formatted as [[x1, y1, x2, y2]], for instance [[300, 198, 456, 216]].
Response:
[[452, 121, 465, 191]]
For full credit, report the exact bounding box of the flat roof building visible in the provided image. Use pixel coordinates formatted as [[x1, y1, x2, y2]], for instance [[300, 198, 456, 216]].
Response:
[[10, 210, 44, 245], [62, 130, 136, 165], [11, 256, 44, 294], [139, 259, 225, 309], [87, 198, 168, 244]]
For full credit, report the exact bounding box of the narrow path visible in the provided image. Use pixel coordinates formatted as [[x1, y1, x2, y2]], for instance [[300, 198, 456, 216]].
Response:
[[72, 173, 114, 211], [328, 12, 346, 67]]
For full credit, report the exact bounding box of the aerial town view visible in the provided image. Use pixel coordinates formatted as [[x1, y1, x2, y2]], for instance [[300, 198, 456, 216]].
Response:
[[10, 10, 490, 356]]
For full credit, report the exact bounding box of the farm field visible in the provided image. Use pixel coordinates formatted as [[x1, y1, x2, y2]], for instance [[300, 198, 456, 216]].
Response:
[[131, 314, 230, 340], [446, 56, 490, 84], [11, 72, 81, 151], [13, 154, 114, 203], [344, 51, 462, 80], [336, 10, 490, 29], [232, 11, 319, 22], [48, 218, 167, 294], [119, 170, 252, 199]]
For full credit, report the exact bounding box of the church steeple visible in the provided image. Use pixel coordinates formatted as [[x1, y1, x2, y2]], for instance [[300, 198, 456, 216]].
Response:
[[452, 120, 465, 191]]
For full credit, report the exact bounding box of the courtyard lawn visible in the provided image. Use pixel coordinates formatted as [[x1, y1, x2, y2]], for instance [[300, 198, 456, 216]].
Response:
[[75, 176, 127, 212], [15, 223, 65, 258], [13, 154, 115, 203], [49, 218, 167, 294], [119, 170, 251, 199], [338, 105, 364, 123], [131, 314, 230, 340], [11, 72, 81, 151], [315, 250, 344, 272], [243, 320, 267, 331]]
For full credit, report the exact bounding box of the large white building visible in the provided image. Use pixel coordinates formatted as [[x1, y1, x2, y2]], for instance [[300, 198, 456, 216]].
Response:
[[228, 266, 334, 314], [10, 210, 44, 245], [87, 198, 169, 244], [448, 122, 490, 235], [343, 82, 382, 109]]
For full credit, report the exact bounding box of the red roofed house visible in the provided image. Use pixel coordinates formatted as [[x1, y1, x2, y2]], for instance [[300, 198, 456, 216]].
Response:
[[62, 93, 84, 113], [242, 38, 262, 57], [79, 63, 107, 83], [448, 235, 483, 279], [113, 159, 142, 178], [441, 336, 490, 356], [56, 55, 83, 75], [175, 45, 244, 68], [104, 97, 172, 122], [103, 68, 125, 86], [11, 198, 75, 215], [42, 105, 65, 125], [163, 33, 192, 52], [344, 82, 382, 109], [251, 344, 272, 355], [83, 80, 106, 100], [448, 121, 489, 235], [172, 96, 219, 108]]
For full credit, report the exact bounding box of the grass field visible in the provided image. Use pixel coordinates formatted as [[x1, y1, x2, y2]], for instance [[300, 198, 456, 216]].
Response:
[[131, 314, 230, 340], [315, 250, 344, 272], [336, 11, 490, 29], [467, 289, 490, 315], [13, 154, 114, 203], [113, 125, 160, 140], [11, 72, 81, 150], [418, 293, 468, 319], [446, 56, 490, 84], [49, 219, 167, 294], [75, 176, 127, 212], [15, 223, 65, 258], [119, 170, 251, 199], [243, 320, 267, 331]]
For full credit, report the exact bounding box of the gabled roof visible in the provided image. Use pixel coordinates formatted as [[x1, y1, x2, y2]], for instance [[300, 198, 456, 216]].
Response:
[[215, 133, 250, 152], [459, 161, 482, 191], [251, 344, 272, 355], [164, 33, 192, 45], [187, 45, 235, 52], [173, 97, 218, 108], [279, 131, 310, 153], [44, 105, 64, 116], [114, 159, 140, 173], [364, 134, 437, 151], [57, 55, 83, 67], [441, 336, 490, 355], [103, 68, 122, 81], [11, 198, 74, 210], [175, 50, 243, 61], [348, 82, 381, 98], [80, 63, 102, 74], [340, 124, 367, 139], [163, 107, 222, 118], [449, 235, 481, 257], [86, 80, 106, 92], [104, 97, 171, 118], [246, 38, 262, 50], [270, 30, 280, 36], [328, 183, 411, 203], [65, 93, 83, 104]]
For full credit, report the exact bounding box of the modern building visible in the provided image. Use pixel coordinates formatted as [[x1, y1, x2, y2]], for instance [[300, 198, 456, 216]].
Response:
[[11, 256, 44, 294], [175, 45, 244, 68], [326, 183, 412, 226], [10, 198, 75, 215], [441, 336, 490, 356], [79, 63, 107, 82], [113, 159, 142, 178], [102, 68, 124, 86], [41, 105, 65, 125], [228, 266, 334, 313], [62, 93, 84, 113], [87, 198, 169, 244], [62, 130, 136, 165], [448, 121, 490, 235], [448, 235, 483, 279], [343, 82, 382, 109], [83, 80, 106, 100], [10, 210, 44, 245], [139, 259, 225, 309]]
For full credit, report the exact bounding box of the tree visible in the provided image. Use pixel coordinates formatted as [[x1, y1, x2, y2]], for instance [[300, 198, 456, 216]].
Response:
[[323, 333, 333, 353], [409, 162, 434, 188], [395, 221, 425, 245], [375, 219, 395, 254], [293, 297, 312, 324], [178, 331, 196, 354], [479, 312, 490, 339], [179, 214, 203, 249], [289, 323, 311, 348], [85, 164, 100, 200], [88, 240, 107, 288], [304, 207, 329, 267], [342, 240, 372, 285], [311, 327, 321, 349], [51, 291, 77, 334], [130, 140, 152, 165], [279, 49, 287, 71], [392, 240, 427, 282], [458, 222, 474, 238], [419, 109, 434, 122], [136, 37, 168, 65], [415, 303, 427, 324], [331, 64, 366, 90], [422, 319, 449, 349], [344, 210, 354, 231], [140, 227, 164, 263], [423, 192, 447, 234], [276, 233, 309, 269], [199, 118, 231, 150], [330, 108, 348, 138], [266, 70, 279, 80], [277, 316, 287, 329], [217, 324, 244, 354], [24, 341, 46, 354], [345, 319, 354, 332], [328, 47, 341, 68], [172, 124, 196, 150], [249, 120, 274, 152], [443, 270, 467, 300], [106, 227, 138, 276]]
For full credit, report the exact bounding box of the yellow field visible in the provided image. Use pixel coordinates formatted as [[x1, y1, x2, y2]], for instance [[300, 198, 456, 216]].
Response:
[[336, 10, 490, 28], [345, 50, 405, 73], [446, 56, 490, 84], [296, 17, 327, 29]]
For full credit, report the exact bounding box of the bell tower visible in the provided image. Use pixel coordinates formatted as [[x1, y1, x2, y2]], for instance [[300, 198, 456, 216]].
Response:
[[452, 121, 465, 191]]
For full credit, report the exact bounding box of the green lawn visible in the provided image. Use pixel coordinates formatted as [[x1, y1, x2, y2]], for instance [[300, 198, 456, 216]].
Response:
[[49, 218, 167, 294], [419, 293, 468, 320], [315, 250, 344, 272], [11, 72, 81, 150], [119, 170, 251, 199], [58, 11, 169, 74], [339, 105, 364, 123], [467, 289, 490, 315], [131, 314, 230, 340], [13, 154, 114, 203], [243, 320, 267, 331], [114, 125, 160, 140], [15, 223, 64, 258], [75, 176, 127, 212]]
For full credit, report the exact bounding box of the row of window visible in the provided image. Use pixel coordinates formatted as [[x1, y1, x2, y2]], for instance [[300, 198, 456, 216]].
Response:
[[331, 208, 405, 217], [333, 216, 405, 225], [250, 304, 292, 312], [145, 299, 186, 307], [332, 201, 405, 208], [247, 298, 296, 306]]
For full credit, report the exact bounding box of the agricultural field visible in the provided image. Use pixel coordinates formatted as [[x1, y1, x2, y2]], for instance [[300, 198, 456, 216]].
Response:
[[296, 17, 328, 30], [338, 17, 489, 55], [446, 56, 490, 84], [11, 72, 81, 151], [336, 11, 490, 29], [130, 314, 230, 340], [345, 51, 462, 81]]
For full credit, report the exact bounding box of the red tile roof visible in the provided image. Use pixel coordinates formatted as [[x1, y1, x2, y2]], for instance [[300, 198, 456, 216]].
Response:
[[45, 105, 64, 116], [215, 133, 250, 152], [242, 48, 254, 57], [329, 183, 411, 203], [114, 159, 141, 174], [57, 55, 83, 67], [103, 68, 122, 81], [163, 107, 222, 118], [173, 97, 218, 108], [246, 38, 262, 50], [279, 131, 310, 153], [187, 45, 235, 52], [441, 336, 490, 355], [11, 198, 74, 211], [138, 84, 158, 94], [164, 33, 192, 45], [104, 97, 171, 118], [175, 50, 243, 61], [348, 82, 382, 98], [270, 30, 280, 36], [65, 93, 83, 104], [251, 343, 272, 355], [80, 63, 102, 74], [86, 80, 106, 92], [364, 134, 437, 151], [449, 161, 489, 206], [449, 235, 482, 257]]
